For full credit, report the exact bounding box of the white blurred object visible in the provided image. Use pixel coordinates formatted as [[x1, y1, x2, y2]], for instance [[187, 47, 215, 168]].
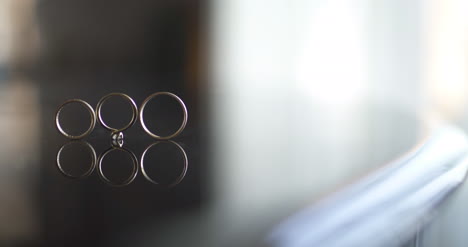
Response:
[[266, 126, 468, 247], [423, 0, 468, 119], [294, 0, 368, 106]]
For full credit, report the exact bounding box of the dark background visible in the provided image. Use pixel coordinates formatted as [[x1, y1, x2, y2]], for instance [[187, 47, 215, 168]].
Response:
[[15, 1, 207, 246]]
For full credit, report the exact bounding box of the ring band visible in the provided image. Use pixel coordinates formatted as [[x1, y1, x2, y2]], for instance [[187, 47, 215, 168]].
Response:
[[55, 99, 96, 139], [96, 93, 138, 133], [139, 92, 188, 140], [97, 147, 139, 187], [56, 141, 97, 179], [140, 141, 188, 187]]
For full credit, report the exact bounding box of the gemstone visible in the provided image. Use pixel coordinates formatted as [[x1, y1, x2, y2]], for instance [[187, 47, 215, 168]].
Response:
[[111, 132, 124, 148]]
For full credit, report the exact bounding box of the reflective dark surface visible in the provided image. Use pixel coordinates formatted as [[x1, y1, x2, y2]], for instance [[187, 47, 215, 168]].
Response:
[[0, 79, 424, 247], [0, 1, 206, 246], [1, 1, 466, 247], [38, 80, 203, 247]]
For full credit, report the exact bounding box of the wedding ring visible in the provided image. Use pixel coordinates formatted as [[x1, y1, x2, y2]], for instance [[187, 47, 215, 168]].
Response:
[[96, 93, 138, 133], [140, 141, 188, 187], [139, 92, 188, 140], [55, 99, 96, 139]]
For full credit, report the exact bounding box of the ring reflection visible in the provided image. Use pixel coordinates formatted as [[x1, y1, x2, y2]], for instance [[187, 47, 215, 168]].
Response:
[[140, 141, 188, 188], [56, 141, 97, 179], [97, 146, 139, 187], [56, 141, 189, 188]]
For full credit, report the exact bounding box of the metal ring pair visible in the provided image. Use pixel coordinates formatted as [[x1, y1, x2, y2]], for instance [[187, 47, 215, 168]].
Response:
[[57, 141, 188, 187], [55, 92, 188, 140]]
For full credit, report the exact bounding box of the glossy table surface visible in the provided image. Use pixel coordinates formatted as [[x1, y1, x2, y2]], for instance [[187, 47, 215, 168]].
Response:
[[0, 74, 434, 247], [1, 1, 467, 246]]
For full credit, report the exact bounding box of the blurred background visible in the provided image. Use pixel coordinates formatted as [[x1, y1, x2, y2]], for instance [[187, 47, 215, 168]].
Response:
[[0, 0, 467, 246]]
